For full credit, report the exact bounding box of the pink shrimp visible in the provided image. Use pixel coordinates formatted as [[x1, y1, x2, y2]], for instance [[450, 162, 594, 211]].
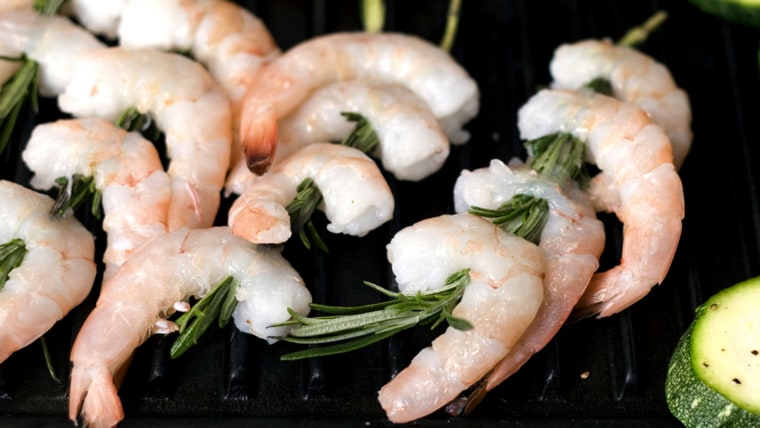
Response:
[[228, 143, 395, 244], [69, 226, 311, 428], [377, 212, 545, 423], [0, 180, 96, 363], [452, 159, 606, 401], [57, 47, 232, 230], [517, 88, 684, 318], [549, 38, 692, 168], [239, 31, 479, 174], [22, 117, 171, 279]]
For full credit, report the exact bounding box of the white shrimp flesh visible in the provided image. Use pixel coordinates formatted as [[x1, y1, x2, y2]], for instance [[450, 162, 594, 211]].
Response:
[[0, 180, 96, 363], [228, 142, 395, 244], [68, 226, 311, 428], [517, 88, 684, 318], [239, 31, 479, 174], [57, 46, 232, 230], [453, 159, 605, 395], [377, 212, 545, 423], [22, 117, 171, 279], [549, 38, 692, 168]]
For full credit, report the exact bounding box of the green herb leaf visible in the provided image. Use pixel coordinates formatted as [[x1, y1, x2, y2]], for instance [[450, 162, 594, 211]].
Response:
[[0, 56, 39, 155], [524, 131, 589, 185], [116, 107, 162, 142], [468, 194, 549, 245], [338, 112, 380, 155], [440, 0, 463, 52], [170, 276, 239, 359], [276, 269, 472, 360], [50, 174, 102, 219], [617, 10, 668, 48], [34, 0, 65, 15], [0, 238, 27, 291], [583, 77, 614, 96], [39, 335, 61, 383], [286, 177, 328, 252]]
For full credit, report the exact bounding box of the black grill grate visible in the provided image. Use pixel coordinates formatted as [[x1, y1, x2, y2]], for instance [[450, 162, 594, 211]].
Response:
[[2, 0, 759, 426]]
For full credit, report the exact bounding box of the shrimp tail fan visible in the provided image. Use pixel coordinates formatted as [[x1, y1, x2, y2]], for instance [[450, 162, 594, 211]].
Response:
[[69, 365, 124, 428]]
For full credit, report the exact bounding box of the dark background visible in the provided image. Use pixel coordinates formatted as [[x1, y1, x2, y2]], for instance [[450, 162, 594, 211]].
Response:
[[2, 0, 760, 426]]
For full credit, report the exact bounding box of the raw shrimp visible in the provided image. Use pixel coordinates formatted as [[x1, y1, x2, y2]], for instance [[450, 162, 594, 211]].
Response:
[[239, 31, 480, 174], [517, 88, 684, 318], [57, 47, 232, 230], [69, 226, 312, 428], [452, 159, 605, 397], [0, 180, 96, 363], [67, 0, 281, 181], [0, 8, 105, 95], [0, 0, 35, 13], [228, 142, 394, 244], [225, 80, 452, 194], [550, 38, 692, 168], [22, 117, 171, 279], [377, 212, 545, 423]]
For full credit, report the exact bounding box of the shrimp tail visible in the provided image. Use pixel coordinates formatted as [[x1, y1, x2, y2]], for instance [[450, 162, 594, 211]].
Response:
[[69, 364, 124, 428], [572, 267, 661, 319], [241, 102, 278, 175]]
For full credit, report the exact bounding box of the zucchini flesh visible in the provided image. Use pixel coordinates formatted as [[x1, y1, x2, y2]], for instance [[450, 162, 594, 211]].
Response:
[[691, 278, 760, 414]]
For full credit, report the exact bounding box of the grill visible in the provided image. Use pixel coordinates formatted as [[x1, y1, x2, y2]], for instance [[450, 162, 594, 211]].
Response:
[[2, 0, 758, 426]]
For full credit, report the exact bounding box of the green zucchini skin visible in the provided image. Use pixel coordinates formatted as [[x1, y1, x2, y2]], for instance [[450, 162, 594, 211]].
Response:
[[689, 0, 760, 27], [666, 327, 760, 428]]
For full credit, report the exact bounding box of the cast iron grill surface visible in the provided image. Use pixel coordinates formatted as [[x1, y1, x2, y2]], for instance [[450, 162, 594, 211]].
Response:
[[1, 0, 759, 426]]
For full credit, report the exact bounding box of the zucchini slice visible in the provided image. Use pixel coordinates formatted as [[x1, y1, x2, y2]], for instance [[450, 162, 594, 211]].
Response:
[[666, 276, 760, 427]]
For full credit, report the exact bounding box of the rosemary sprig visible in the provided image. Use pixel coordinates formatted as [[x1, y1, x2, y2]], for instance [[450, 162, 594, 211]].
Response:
[[286, 177, 329, 252], [468, 194, 549, 245], [361, 0, 385, 33], [34, 0, 66, 15], [39, 336, 61, 383], [0, 238, 27, 291], [0, 56, 39, 155], [440, 0, 463, 52], [50, 174, 102, 219], [277, 269, 472, 360], [339, 112, 380, 155], [170, 276, 239, 359], [116, 107, 162, 142], [583, 11, 668, 97], [524, 131, 589, 185]]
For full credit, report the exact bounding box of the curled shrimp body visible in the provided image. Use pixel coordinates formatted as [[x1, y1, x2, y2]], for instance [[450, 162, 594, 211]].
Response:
[[377, 213, 545, 423], [453, 159, 605, 394], [68, 0, 281, 180], [57, 47, 232, 230], [0, 8, 106, 95], [22, 118, 171, 279], [518, 88, 684, 318], [239, 31, 480, 174], [69, 226, 312, 428], [550, 39, 692, 168], [0, 180, 96, 363], [229, 143, 394, 244], [225, 80, 452, 194]]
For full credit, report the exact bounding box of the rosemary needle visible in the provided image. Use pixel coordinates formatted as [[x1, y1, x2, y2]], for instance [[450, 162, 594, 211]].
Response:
[[0, 238, 27, 291]]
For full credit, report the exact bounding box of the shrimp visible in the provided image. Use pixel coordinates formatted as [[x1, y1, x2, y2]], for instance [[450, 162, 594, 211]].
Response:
[[0, 0, 35, 13], [0, 180, 96, 363], [549, 38, 692, 169], [225, 80, 452, 194], [239, 31, 480, 174], [452, 159, 605, 399], [0, 8, 106, 96], [22, 117, 171, 279], [517, 88, 684, 318], [228, 142, 395, 244], [67, 0, 281, 182], [377, 212, 545, 423], [68, 226, 312, 428], [57, 47, 232, 230]]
